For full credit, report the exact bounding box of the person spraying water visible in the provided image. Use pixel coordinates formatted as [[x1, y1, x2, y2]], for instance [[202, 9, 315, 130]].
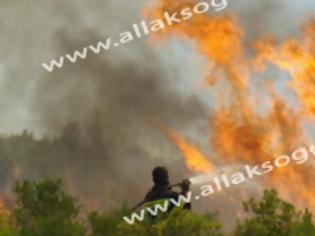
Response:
[[133, 166, 191, 210]]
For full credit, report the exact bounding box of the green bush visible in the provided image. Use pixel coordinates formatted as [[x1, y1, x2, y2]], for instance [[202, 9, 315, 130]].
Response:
[[89, 206, 222, 236], [235, 189, 315, 236], [14, 179, 85, 236], [0, 211, 19, 236], [88, 204, 131, 236], [0, 179, 314, 236]]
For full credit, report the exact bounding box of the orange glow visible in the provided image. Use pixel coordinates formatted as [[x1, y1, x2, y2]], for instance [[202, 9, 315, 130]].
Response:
[[144, 117, 214, 173], [253, 20, 315, 118], [145, 0, 247, 89], [146, 0, 315, 213], [164, 129, 213, 173], [0, 199, 10, 216]]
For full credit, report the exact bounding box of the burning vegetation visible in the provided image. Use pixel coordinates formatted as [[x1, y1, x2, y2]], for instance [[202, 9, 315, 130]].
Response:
[[142, 0, 315, 214], [0, 0, 315, 234]]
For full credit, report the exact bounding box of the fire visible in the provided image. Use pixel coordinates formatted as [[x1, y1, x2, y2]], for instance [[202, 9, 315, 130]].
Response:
[[0, 199, 10, 216], [163, 128, 213, 173], [146, 0, 315, 212], [143, 116, 214, 173], [0, 201, 5, 211], [145, 0, 246, 88], [253, 20, 315, 118]]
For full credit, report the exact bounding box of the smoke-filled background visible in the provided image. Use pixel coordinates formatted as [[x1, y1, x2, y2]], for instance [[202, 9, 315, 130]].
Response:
[[0, 0, 315, 229]]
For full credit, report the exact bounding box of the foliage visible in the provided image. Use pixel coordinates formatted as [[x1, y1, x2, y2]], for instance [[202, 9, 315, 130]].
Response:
[[14, 179, 85, 236], [88, 203, 131, 236], [0, 179, 314, 235], [146, 208, 222, 236], [0, 211, 19, 236], [235, 189, 315, 236], [89, 206, 222, 236], [291, 209, 315, 236]]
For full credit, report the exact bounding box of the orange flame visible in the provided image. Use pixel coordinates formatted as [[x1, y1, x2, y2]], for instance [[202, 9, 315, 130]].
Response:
[[0, 199, 10, 216], [143, 116, 214, 173], [144, 0, 247, 89], [145, 0, 315, 212], [163, 129, 213, 173], [253, 20, 315, 118]]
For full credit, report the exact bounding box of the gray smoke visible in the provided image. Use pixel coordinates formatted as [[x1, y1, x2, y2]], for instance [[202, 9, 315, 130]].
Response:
[[0, 0, 314, 228], [0, 0, 209, 213]]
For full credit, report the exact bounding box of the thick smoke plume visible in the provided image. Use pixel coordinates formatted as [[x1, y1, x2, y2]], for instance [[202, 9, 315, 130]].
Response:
[[0, 0, 314, 228]]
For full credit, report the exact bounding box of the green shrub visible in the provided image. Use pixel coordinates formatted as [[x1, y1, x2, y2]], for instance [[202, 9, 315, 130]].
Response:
[[0, 179, 314, 236], [13, 179, 85, 236], [89, 206, 222, 236], [235, 189, 315, 236]]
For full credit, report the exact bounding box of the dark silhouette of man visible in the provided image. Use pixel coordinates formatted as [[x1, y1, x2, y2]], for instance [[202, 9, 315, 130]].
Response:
[[135, 166, 191, 210]]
